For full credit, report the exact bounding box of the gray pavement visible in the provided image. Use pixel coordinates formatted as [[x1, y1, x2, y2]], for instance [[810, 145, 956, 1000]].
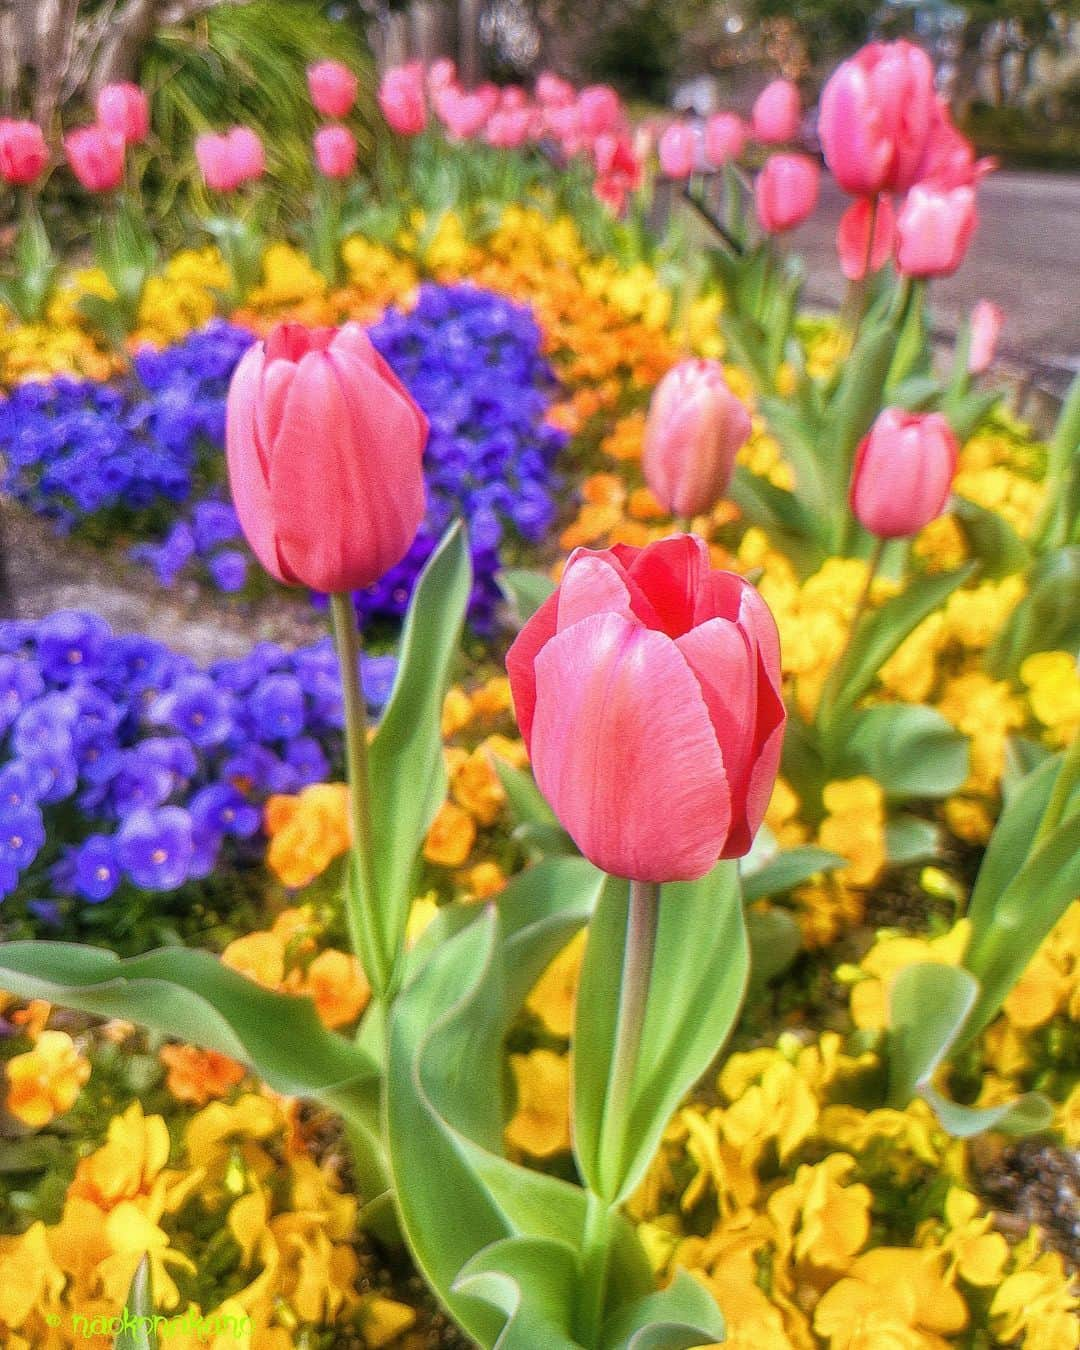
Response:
[[786, 170, 1080, 396]]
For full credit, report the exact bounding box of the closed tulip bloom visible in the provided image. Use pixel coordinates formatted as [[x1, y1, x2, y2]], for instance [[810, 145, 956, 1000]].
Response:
[[658, 122, 696, 178], [378, 62, 427, 136], [836, 195, 895, 281], [577, 85, 622, 138], [314, 124, 357, 178], [227, 126, 265, 182], [536, 71, 575, 108], [0, 119, 48, 185], [427, 58, 457, 94], [850, 408, 958, 539], [64, 125, 125, 192], [643, 360, 751, 518], [225, 322, 428, 594], [506, 535, 785, 881], [485, 108, 532, 149], [751, 79, 800, 144], [95, 83, 150, 144], [968, 300, 1004, 374], [307, 60, 358, 119], [754, 153, 819, 233], [915, 97, 996, 190], [895, 183, 976, 278], [704, 112, 746, 167], [435, 86, 492, 140]]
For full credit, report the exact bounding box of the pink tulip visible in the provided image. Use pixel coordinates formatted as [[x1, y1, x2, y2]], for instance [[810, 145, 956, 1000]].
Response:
[[95, 83, 150, 145], [836, 195, 895, 281], [485, 108, 532, 149], [307, 60, 358, 119], [751, 79, 800, 144], [427, 58, 457, 94], [658, 122, 696, 179], [850, 409, 958, 539], [435, 85, 492, 140], [895, 183, 976, 278], [643, 360, 752, 518], [226, 322, 428, 594], [196, 126, 265, 192], [314, 124, 357, 178], [378, 62, 427, 136], [545, 103, 582, 151], [500, 85, 528, 110], [915, 97, 996, 189], [593, 133, 641, 212], [819, 41, 936, 196], [536, 71, 575, 108], [64, 125, 125, 192], [506, 536, 785, 880], [577, 85, 622, 138], [0, 119, 48, 186], [968, 300, 1004, 374], [704, 112, 746, 167], [754, 153, 819, 233]]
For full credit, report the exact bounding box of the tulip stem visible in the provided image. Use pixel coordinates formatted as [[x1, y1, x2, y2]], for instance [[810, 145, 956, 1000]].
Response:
[[817, 538, 884, 737], [330, 592, 392, 1000]]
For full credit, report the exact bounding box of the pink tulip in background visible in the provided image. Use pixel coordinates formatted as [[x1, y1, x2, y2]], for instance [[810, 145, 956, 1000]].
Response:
[[314, 124, 357, 178], [196, 127, 265, 192], [751, 79, 800, 144], [836, 195, 895, 281], [499, 86, 528, 111], [577, 85, 622, 138], [968, 300, 1004, 374], [915, 98, 996, 190], [435, 85, 493, 140], [643, 360, 752, 518], [95, 83, 150, 145], [0, 119, 48, 185], [658, 122, 696, 179], [226, 322, 428, 595], [307, 60, 358, 119], [592, 133, 640, 213], [536, 71, 575, 108], [754, 153, 819, 233], [895, 183, 977, 277], [485, 108, 532, 149], [850, 408, 959, 539], [378, 62, 427, 136], [64, 125, 125, 192], [704, 112, 746, 167], [506, 535, 785, 881]]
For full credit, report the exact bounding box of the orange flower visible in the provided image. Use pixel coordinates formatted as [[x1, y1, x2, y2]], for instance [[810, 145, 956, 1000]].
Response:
[[423, 800, 476, 866], [221, 930, 287, 989], [265, 783, 351, 888], [159, 1045, 246, 1106], [299, 949, 370, 1028], [5, 1030, 90, 1128]]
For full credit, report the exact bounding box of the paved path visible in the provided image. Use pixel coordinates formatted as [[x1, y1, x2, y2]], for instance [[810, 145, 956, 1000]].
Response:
[[787, 170, 1080, 395]]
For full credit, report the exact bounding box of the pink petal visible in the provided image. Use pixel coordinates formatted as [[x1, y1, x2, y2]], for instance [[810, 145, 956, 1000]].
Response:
[[225, 343, 292, 584], [624, 534, 712, 636]]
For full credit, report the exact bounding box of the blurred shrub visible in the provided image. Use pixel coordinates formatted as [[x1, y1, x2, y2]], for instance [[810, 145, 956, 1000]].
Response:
[[962, 102, 1080, 170]]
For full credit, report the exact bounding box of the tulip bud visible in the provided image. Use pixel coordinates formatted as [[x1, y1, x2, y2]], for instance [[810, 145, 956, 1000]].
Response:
[[968, 300, 1003, 375], [836, 195, 895, 281], [506, 535, 785, 880], [96, 83, 150, 145], [427, 58, 457, 94], [643, 360, 752, 518], [225, 322, 428, 594], [314, 124, 357, 178], [485, 108, 532, 149], [751, 79, 800, 144], [850, 408, 958, 539], [196, 127, 264, 192], [577, 85, 622, 138], [307, 60, 358, 119], [895, 183, 976, 278], [0, 119, 48, 186], [658, 122, 696, 179], [536, 71, 575, 108], [378, 62, 427, 136], [754, 153, 819, 233], [915, 97, 995, 190], [64, 125, 125, 192], [704, 112, 746, 167], [435, 86, 492, 140]]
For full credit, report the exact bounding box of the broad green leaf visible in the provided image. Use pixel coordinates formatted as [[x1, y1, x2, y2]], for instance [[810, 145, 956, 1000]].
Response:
[[842, 704, 969, 799], [951, 497, 1030, 580], [367, 522, 472, 982], [884, 280, 929, 394], [746, 908, 803, 992], [829, 315, 898, 490], [114, 1256, 156, 1350], [493, 758, 560, 828], [986, 547, 1080, 678], [728, 467, 826, 575], [452, 1237, 582, 1349], [741, 846, 843, 901], [600, 1269, 725, 1350], [885, 815, 942, 865], [1003, 736, 1052, 795], [945, 387, 1004, 443], [758, 396, 831, 520], [574, 863, 748, 1205], [779, 713, 830, 822], [886, 962, 977, 1109], [919, 1085, 1055, 1139], [498, 568, 556, 627], [966, 755, 1061, 931], [0, 944, 377, 1117]]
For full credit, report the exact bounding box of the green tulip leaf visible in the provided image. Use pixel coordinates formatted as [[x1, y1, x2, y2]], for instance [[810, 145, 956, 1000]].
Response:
[[746, 907, 804, 992], [452, 1237, 583, 1349], [728, 467, 827, 575], [986, 547, 1080, 678], [842, 703, 970, 799], [115, 1256, 156, 1350], [951, 496, 1030, 580], [574, 862, 748, 1205], [830, 314, 899, 485], [600, 1269, 725, 1350], [493, 757, 560, 828], [886, 962, 977, 1109], [367, 521, 472, 979], [758, 396, 832, 521], [919, 1085, 1055, 1139], [741, 846, 844, 900], [498, 568, 556, 627], [885, 815, 942, 865], [945, 388, 1005, 444]]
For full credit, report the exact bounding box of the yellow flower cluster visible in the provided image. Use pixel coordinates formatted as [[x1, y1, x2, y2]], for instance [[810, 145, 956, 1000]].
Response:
[[1021, 651, 1080, 749], [4, 1026, 90, 1128], [131, 248, 230, 348]]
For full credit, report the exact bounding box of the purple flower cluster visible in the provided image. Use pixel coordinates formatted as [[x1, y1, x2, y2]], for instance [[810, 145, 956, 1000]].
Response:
[[0, 610, 394, 915]]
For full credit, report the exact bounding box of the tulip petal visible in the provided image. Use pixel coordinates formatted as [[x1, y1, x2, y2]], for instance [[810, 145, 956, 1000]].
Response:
[[556, 553, 638, 631], [624, 534, 712, 637], [225, 343, 293, 584], [531, 613, 731, 881], [505, 588, 560, 750]]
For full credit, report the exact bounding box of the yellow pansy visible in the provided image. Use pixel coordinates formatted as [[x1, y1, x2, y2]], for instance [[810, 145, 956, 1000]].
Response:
[[505, 1049, 571, 1157]]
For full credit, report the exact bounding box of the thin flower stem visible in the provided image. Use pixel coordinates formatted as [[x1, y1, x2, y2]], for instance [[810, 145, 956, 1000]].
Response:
[[846, 194, 880, 346], [330, 592, 392, 999], [1033, 724, 1080, 849], [818, 537, 885, 733]]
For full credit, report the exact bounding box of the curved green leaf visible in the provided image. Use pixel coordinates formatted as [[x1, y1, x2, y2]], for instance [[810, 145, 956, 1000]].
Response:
[[885, 815, 942, 865], [746, 907, 803, 993], [951, 496, 1030, 580], [115, 1256, 156, 1350], [741, 846, 844, 901], [498, 569, 556, 627], [919, 1085, 1054, 1139], [986, 547, 1080, 678], [453, 1237, 583, 1349], [842, 703, 970, 799], [886, 962, 977, 1109], [600, 1269, 725, 1350]]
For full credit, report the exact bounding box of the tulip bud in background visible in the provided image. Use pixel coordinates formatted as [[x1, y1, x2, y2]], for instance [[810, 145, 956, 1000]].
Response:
[[968, 300, 1004, 374], [427, 58, 457, 94], [751, 79, 800, 144], [577, 85, 622, 138], [227, 127, 265, 183], [850, 408, 959, 539], [307, 60, 358, 119], [500, 86, 528, 111], [0, 119, 48, 186], [506, 535, 785, 880], [836, 195, 895, 281], [196, 127, 265, 192], [314, 124, 357, 178], [643, 360, 752, 518], [378, 62, 427, 136], [915, 97, 996, 190], [754, 153, 819, 233], [95, 83, 150, 145], [536, 71, 575, 108], [435, 86, 492, 140], [704, 112, 746, 167], [658, 122, 696, 179], [895, 183, 977, 278], [485, 108, 532, 149], [226, 322, 428, 594], [64, 125, 125, 192]]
